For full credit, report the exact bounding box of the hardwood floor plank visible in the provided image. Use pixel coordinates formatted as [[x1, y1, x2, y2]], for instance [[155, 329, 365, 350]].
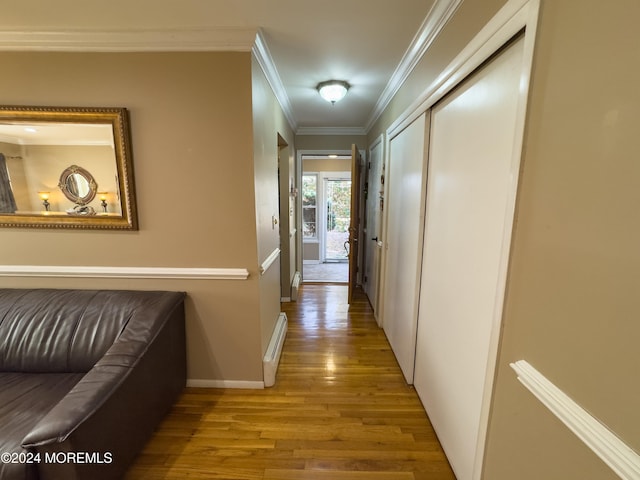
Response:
[[264, 469, 415, 479], [125, 285, 455, 479]]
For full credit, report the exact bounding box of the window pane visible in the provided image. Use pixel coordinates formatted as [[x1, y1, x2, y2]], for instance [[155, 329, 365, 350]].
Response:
[[302, 175, 316, 206], [303, 222, 316, 238], [303, 208, 316, 223]]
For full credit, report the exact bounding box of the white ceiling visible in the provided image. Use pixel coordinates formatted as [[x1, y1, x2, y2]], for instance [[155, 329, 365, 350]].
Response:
[[0, 0, 457, 134], [0, 122, 114, 146]]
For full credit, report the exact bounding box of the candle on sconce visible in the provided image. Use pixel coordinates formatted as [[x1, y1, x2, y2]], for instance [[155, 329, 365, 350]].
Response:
[[37, 192, 50, 211], [98, 192, 109, 213]]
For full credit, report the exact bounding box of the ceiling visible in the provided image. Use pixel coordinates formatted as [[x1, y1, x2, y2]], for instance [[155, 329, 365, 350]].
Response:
[[0, 0, 453, 134]]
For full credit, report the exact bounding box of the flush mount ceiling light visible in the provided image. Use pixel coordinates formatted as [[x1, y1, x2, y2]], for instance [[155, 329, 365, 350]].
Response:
[[317, 80, 350, 104]]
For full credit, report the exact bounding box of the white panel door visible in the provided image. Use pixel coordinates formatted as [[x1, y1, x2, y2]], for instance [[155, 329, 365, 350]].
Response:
[[413, 37, 525, 480], [382, 113, 427, 383]]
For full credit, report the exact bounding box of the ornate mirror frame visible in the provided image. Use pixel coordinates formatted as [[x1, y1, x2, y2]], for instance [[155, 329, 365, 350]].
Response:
[[0, 106, 138, 229], [59, 165, 98, 206]]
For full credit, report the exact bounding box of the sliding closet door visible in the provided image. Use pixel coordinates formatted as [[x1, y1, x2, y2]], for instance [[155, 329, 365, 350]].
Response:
[[382, 113, 427, 383], [414, 36, 526, 479]]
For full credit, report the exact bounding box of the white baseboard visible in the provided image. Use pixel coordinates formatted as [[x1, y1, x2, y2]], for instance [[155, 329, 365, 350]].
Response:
[[511, 360, 640, 479], [291, 271, 301, 301], [263, 312, 288, 387], [187, 379, 265, 389]]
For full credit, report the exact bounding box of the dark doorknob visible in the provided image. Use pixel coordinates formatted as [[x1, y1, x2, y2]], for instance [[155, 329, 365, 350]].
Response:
[[371, 237, 378, 242]]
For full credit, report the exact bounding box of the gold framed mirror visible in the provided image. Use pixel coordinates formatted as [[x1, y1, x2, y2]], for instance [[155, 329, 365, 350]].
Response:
[[0, 106, 138, 229]]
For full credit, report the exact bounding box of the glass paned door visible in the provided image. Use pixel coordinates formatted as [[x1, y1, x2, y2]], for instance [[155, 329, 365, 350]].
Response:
[[324, 178, 351, 261]]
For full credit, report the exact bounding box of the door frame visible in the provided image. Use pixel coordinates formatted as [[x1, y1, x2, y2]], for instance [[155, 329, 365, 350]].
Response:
[[296, 150, 352, 278], [348, 144, 362, 303]]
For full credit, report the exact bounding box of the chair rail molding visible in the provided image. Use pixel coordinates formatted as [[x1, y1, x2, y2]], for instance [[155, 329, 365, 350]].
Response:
[[259, 248, 281, 275], [511, 360, 640, 480], [0, 265, 250, 280]]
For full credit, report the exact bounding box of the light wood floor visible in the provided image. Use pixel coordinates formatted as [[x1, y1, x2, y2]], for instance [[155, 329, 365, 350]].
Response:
[[125, 285, 456, 479]]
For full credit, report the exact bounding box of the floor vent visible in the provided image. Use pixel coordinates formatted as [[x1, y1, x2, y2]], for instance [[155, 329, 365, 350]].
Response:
[[263, 312, 288, 387]]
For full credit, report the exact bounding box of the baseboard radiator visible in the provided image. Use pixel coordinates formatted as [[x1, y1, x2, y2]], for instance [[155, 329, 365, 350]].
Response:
[[511, 360, 640, 479], [263, 313, 288, 387], [291, 271, 301, 301]]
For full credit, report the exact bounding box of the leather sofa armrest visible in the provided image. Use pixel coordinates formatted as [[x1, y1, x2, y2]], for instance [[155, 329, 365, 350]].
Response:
[[19, 295, 186, 480], [21, 364, 131, 448]]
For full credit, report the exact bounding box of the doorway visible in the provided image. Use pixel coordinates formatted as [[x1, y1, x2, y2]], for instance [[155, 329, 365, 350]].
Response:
[[301, 154, 352, 283]]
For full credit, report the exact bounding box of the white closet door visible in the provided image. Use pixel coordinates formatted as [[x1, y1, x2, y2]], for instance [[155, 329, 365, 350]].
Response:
[[414, 36, 525, 479], [382, 113, 427, 383]]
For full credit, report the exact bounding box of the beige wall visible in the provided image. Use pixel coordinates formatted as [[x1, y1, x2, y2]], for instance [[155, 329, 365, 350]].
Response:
[[369, 0, 640, 478], [0, 51, 265, 383], [296, 134, 367, 153], [303, 158, 351, 173], [251, 54, 296, 354], [483, 1, 640, 478]]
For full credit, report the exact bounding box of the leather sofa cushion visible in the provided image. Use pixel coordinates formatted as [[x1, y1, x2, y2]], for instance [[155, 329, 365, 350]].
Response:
[[0, 289, 177, 373], [0, 372, 84, 480]]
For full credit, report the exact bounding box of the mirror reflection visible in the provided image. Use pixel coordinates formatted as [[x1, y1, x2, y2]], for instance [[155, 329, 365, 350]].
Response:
[[0, 106, 137, 229], [59, 164, 99, 214], [67, 173, 90, 199]]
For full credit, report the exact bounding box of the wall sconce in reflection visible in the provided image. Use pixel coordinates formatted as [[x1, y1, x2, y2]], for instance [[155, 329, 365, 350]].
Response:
[[98, 192, 108, 213], [38, 192, 50, 211]]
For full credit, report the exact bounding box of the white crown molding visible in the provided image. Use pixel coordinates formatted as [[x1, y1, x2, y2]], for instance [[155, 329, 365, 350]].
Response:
[[512, 360, 640, 480], [252, 30, 297, 132], [0, 1, 462, 136], [0, 265, 250, 280], [365, 0, 463, 133], [0, 27, 258, 52], [296, 126, 367, 136]]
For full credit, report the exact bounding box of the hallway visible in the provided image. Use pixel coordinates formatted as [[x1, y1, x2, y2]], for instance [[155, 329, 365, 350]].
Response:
[[126, 285, 455, 479]]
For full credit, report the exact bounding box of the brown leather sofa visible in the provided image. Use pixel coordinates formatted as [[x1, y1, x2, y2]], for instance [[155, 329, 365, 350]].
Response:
[[0, 289, 186, 480]]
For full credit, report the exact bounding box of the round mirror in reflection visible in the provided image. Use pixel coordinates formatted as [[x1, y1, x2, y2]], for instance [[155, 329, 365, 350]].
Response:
[[66, 173, 91, 199], [58, 165, 97, 206]]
